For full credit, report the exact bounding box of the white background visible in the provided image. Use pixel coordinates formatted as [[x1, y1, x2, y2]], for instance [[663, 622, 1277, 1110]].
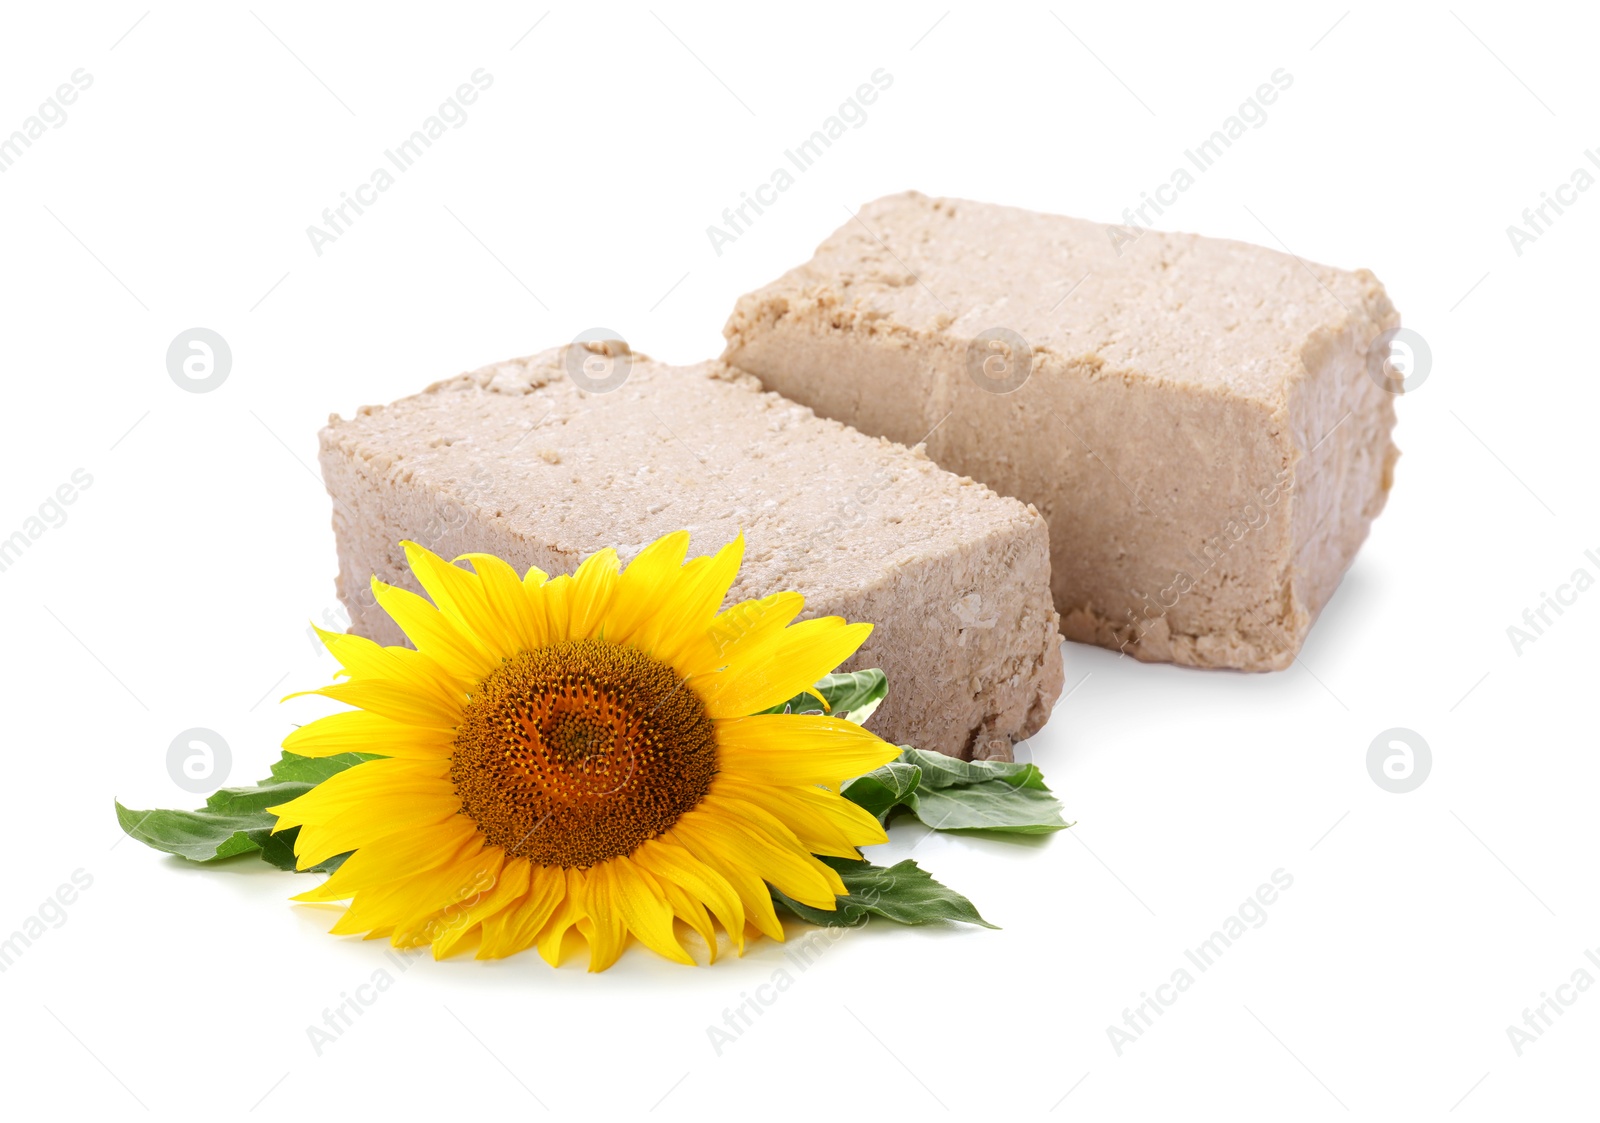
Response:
[[0, 2, 1594, 1119]]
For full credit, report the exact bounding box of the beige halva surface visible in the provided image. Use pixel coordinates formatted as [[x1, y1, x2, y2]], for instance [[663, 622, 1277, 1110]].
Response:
[[319, 343, 1065, 760], [724, 192, 1402, 670]]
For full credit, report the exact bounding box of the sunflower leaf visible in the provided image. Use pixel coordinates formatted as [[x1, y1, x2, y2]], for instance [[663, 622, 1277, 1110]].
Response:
[[841, 747, 1071, 835], [269, 750, 378, 785], [771, 857, 995, 929], [114, 783, 312, 863], [836, 761, 921, 822], [114, 751, 372, 870], [761, 668, 887, 725], [257, 827, 354, 874]]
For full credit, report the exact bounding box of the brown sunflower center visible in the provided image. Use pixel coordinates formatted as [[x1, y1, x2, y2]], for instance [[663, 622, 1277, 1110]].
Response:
[[449, 639, 717, 868]]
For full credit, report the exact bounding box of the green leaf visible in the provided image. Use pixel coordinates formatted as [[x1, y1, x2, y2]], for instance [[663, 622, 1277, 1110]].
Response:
[[771, 857, 995, 929], [269, 751, 376, 784], [906, 748, 1049, 792], [760, 668, 887, 725], [908, 784, 1070, 835], [116, 781, 310, 863], [835, 761, 921, 822], [256, 827, 354, 874], [115, 751, 372, 870], [842, 746, 1071, 835]]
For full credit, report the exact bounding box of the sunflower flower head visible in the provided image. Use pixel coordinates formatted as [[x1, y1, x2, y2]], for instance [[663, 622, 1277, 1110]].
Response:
[[269, 531, 897, 970]]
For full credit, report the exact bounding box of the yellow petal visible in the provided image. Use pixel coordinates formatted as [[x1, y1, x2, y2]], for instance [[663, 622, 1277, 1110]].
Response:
[[269, 758, 450, 829], [708, 776, 886, 857], [632, 534, 744, 667], [283, 709, 452, 760], [602, 531, 690, 647], [457, 552, 545, 652], [290, 794, 461, 869], [658, 877, 717, 964], [536, 573, 573, 645], [287, 678, 460, 732], [432, 857, 531, 959], [388, 848, 505, 944], [311, 625, 470, 708], [328, 845, 497, 936], [567, 549, 621, 641], [674, 810, 842, 910], [700, 792, 851, 897], [404, 541, 519, 661], [633, 839, 746, 955], [714, 714, 900, 787], [580, 863, 632, 972], [537, 869, 587, 967], [609, 857, 693, 966], [328, 851, 483, 934], [663, 824, 785, 941], [290, 817, 480, 902], [479, 865, 566, 960], [370, 577, 497, 681], [695, 618, 873, 719], [681, 591, 806, 679]]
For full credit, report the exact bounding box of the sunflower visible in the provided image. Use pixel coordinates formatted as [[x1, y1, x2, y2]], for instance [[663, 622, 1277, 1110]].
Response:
[[269, 531, 897, 971]]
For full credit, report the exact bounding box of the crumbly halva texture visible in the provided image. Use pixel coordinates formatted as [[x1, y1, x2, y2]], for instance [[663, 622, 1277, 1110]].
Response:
[[723, 191, 1403, 670], [319, 343, 1064, 759]]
